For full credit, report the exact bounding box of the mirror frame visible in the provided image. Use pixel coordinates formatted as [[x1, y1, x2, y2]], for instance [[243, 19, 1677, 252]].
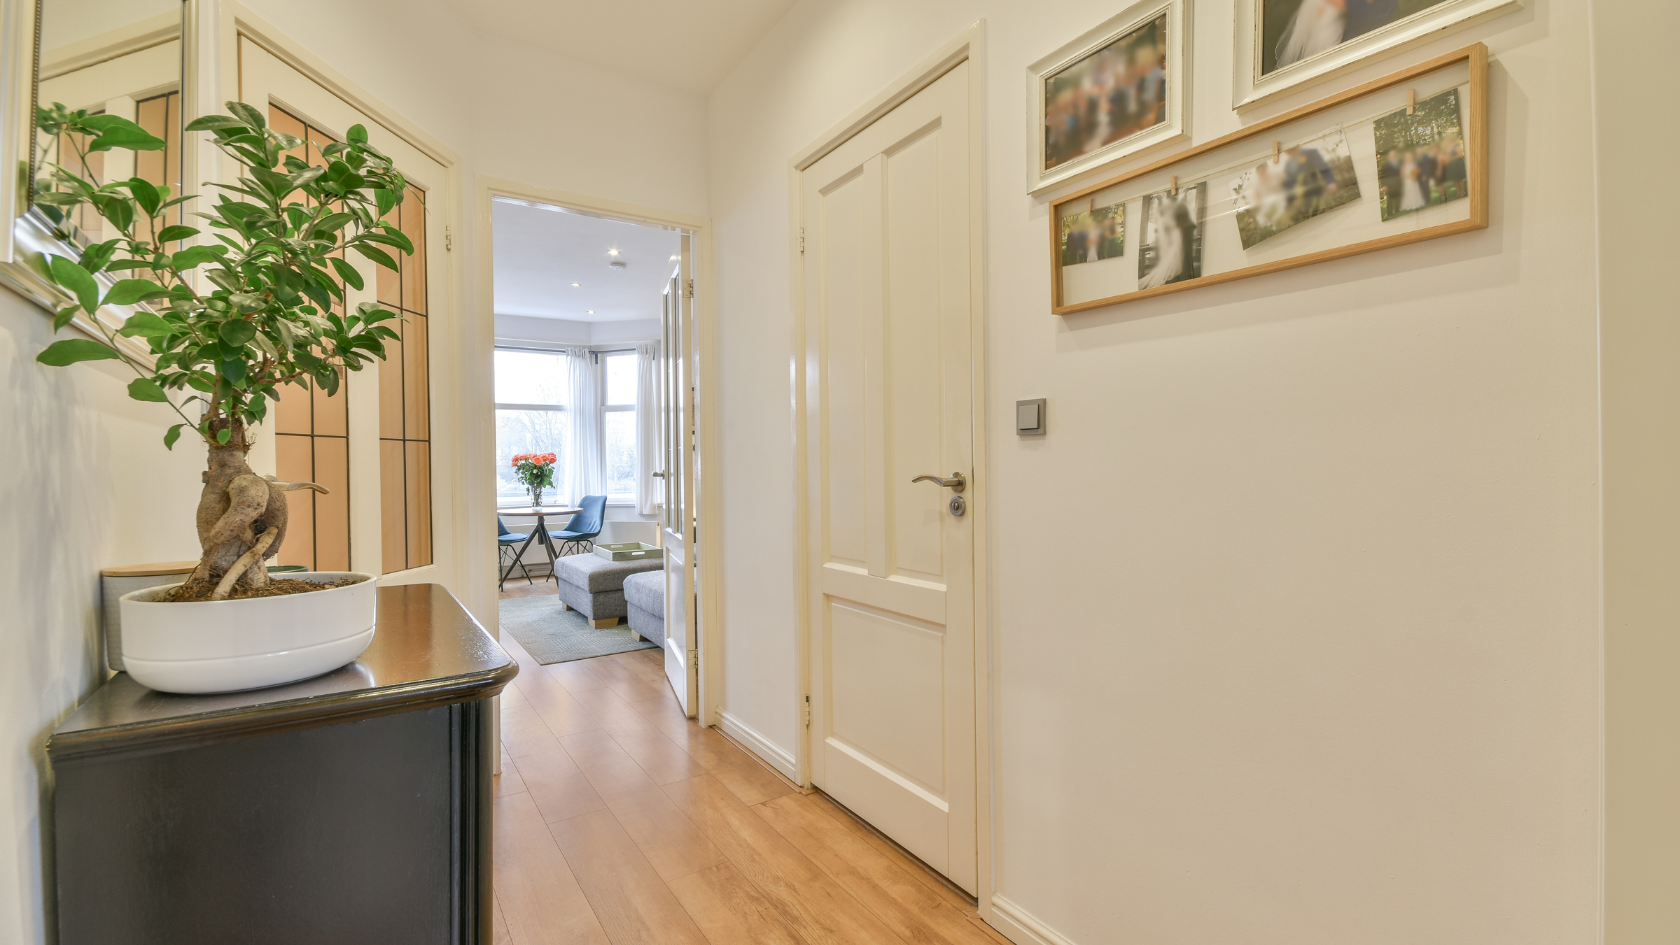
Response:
[[0, 0, 191, 357]]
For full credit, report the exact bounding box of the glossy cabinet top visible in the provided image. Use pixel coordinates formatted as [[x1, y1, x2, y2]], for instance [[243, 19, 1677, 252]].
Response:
[[50, 584, 516, 761]]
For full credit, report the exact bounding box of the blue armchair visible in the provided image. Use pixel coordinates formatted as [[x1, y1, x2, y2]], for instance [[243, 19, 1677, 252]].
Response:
[[549, 495, 607, 557]]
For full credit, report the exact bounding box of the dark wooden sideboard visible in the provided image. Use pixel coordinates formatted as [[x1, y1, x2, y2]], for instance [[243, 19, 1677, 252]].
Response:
[[48, 583, 518, 945]]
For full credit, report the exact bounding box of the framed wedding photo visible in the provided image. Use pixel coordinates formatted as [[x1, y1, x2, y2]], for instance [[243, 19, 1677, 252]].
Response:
[[1233, 0, 1520, 109], [1027, 0, 1191, 195]]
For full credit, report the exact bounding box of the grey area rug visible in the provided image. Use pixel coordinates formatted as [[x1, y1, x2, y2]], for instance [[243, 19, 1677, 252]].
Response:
[[499, 594, 657, 665]]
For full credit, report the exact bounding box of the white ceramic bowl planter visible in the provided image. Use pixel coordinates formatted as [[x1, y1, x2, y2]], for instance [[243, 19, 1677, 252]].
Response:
[[118, 572, 378, 694]]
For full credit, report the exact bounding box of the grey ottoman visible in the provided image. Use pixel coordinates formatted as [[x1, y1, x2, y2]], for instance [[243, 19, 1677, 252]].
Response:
[[554, 553, 663, 628], [622, 570, 665, 647]]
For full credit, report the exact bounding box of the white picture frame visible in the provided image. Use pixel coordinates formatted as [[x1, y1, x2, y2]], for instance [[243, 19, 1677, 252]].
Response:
[[1026, 0, 1190, 196], [1233, 0, 1521, 110]]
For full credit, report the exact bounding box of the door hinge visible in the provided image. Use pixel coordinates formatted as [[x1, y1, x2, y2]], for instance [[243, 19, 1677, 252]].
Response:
[[804, 694, 811, 727], [445, 224, 453, 252], [798, 227, 805, 256], [684, 279, 694, 299], [689, 650, 699, 670]]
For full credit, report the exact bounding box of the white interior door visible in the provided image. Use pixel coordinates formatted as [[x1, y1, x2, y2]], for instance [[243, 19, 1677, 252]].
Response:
[[801, 62, 977, 893], [239, 39, 455, 590], [663, 236, 699, 715]]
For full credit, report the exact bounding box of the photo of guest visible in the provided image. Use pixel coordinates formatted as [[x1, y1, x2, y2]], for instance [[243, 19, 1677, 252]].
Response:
[[1372, 88, 1470, 221], [1231, 129, 1362, 249], [1059, 202, 1125, 267], [1044, 16, 1169, 170]]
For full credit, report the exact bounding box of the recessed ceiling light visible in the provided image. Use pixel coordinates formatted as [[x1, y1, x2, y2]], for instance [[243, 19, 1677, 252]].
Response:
[[570, 282, 580, 287], [586, 310, 595, 314], [607, 249, 620, 256]]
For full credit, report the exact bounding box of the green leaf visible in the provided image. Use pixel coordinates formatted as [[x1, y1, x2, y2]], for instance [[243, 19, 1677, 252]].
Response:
[[185, 115, 246, 132], [125, 177, 161, 216], [219, 358, 248, 383], [126, 377, 169, 402], [288, 165, 326, 189], [220, 320, 257, 346], [52, 304, 80, 331], [250, 165, 296, 199], [156, 224, 199, 242], [89, 193, 134, 234], [119, 312, 174, 338], [352, 243, 398, 271], [48, 256, 100, 312], [79, 114, 166, 152], [103, 259, 155, 271], [346, 124, 368, 144], [33, 191, 83, 208], [103, 279, 171, 307], [216, 426, 232, 445], [329, 256, 365, 291], [171, 246, 224, 269], [78, 239, 119, 274], [363, 229, 414, 254], [163, 423, 186, 449], [225, 101, 267, 131], [36, 339, 121, 366]]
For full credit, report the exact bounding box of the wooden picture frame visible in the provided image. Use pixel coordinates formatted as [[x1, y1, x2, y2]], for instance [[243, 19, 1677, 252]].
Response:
[[1051, 43, 1487, 315], [1233, 0, 1517, 110], [1026, 0, 1190, 196]]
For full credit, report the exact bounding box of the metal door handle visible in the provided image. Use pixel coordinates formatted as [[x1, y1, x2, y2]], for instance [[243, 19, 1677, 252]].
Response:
[[651, 471, 666, 478], [911, 472, 966, 494]]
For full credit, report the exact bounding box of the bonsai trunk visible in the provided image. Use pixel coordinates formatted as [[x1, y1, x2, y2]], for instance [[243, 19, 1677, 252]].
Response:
[[180, 420, 328, 600]]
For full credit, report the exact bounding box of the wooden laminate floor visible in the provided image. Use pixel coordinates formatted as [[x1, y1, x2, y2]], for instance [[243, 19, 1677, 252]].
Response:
[[493, 579, 1006, 945]]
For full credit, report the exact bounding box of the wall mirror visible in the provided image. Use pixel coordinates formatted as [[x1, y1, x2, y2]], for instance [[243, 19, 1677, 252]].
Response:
[[0, 0, 186, 317]]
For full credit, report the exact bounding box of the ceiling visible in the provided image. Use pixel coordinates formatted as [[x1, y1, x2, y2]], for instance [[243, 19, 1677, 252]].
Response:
[[440, 0, 796, 96], [492, 198, 680, 323]]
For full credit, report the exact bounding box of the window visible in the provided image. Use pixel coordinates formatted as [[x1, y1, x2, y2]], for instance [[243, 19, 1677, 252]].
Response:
[[495, 349, 569, 504], [377, 179, 433, 574], [602, 352, 637, 502], [493, 347, 643, 505], [271, 107, 351, 572]]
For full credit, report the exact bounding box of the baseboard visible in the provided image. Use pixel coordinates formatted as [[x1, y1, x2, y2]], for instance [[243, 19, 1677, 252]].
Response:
[[989, 896, 1079, 945], [716, 710, 797, 781]]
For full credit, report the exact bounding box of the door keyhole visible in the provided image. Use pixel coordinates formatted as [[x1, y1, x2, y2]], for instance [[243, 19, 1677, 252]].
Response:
[[949, 495, 966, 517]]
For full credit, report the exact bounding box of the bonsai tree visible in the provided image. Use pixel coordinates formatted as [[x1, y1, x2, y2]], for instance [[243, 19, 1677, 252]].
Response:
[[33, 101, 413, 601]]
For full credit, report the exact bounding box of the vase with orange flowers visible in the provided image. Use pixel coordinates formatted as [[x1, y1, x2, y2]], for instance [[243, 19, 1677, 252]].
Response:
[[511, 453, 558, 508]]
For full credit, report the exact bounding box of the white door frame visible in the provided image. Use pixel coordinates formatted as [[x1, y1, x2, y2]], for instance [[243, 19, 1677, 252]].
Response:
[[788, 21, 992, 916], [474, 177, 722, 725]]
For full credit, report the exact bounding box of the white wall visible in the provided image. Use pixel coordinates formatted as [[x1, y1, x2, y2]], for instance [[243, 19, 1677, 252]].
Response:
[[496, 314, 661, 347], [708, 1, 1600, 943], [0, 291, 204, 945]]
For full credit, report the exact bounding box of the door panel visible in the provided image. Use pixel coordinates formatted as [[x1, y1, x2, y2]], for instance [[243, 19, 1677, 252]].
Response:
[[663, 236, 699, 715], [803, 62, 976, 892]]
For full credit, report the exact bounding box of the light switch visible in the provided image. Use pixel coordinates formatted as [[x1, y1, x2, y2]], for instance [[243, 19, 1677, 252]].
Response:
[[1016, 398, 1046, 436]]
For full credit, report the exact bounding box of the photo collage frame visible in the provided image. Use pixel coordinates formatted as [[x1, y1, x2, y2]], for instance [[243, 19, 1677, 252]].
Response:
[[1048, 44, 1488, 313]]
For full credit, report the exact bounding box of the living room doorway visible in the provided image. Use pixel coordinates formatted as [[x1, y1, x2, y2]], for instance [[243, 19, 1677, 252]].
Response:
[[482, 181, 715, 721]]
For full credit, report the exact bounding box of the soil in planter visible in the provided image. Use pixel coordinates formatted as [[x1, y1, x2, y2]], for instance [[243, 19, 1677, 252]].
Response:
[[161, 577, 362, 603]]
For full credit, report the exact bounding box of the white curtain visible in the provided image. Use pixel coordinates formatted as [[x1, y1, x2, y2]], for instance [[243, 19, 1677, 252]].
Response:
[[634, 341, 662, 515], [566, 346, 602, 502]]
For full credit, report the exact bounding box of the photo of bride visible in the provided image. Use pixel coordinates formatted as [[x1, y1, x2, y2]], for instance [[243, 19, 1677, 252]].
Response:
[[1262, 0, 1453, 74], [1137, 183, 1206, 289]]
